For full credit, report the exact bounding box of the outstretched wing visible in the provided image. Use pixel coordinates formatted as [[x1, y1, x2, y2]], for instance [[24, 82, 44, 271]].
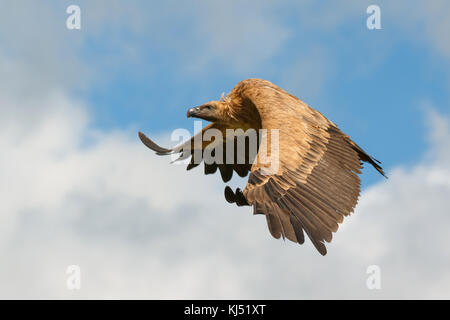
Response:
[[240, 81, 385, 255], [138, 123, 255, 182]]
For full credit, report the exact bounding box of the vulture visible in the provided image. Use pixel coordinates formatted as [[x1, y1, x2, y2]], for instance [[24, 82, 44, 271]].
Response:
[[139, 78, 386, 255]]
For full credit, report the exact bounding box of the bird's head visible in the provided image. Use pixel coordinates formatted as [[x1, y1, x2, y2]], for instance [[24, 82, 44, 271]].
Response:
[[186, 100, 229, 123]]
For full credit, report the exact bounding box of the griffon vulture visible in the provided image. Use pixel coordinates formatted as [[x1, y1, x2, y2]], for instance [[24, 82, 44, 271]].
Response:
[[139, 78, 386, 255]]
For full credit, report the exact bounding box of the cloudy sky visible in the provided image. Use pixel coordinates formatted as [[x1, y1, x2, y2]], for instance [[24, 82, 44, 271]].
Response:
[[1, 0, 450, 299]]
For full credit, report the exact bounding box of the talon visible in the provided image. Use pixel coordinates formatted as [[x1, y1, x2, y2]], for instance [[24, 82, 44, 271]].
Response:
[[235, 188, 249, 206], [224, 186, 236, 203]]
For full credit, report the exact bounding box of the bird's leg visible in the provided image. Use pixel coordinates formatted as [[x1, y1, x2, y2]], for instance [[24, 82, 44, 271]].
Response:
[[224, 186, 249, 206]]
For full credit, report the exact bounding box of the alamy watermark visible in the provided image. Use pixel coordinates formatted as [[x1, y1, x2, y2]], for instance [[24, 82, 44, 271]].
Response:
[[66, 5, 81, 30], [169, 121, 280, 175], [366, 265, 382, 290], [66, 265, 81, 290], [366, 5, 381, 30]]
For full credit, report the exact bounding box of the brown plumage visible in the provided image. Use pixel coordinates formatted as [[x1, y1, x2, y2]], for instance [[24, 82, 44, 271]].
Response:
[[139, 78, 386, 255]]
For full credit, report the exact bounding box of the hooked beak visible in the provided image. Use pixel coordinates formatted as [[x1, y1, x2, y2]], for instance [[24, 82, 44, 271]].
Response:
[[187, 107, 200, 118]]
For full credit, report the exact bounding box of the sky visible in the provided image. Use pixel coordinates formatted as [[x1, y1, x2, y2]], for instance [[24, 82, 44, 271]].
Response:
[[0, 0, 450, 299]]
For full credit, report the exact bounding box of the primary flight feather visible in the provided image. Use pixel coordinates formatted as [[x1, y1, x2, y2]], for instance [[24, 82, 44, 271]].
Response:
[[139, 78, 386, 255]]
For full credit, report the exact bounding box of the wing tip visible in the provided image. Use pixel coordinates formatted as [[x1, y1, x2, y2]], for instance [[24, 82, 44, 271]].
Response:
[[375, 165, 388, 179], [138, 131, 173, 155]]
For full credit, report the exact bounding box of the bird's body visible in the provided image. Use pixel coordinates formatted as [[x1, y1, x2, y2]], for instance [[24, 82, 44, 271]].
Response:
[[139, 78, 386, 255]]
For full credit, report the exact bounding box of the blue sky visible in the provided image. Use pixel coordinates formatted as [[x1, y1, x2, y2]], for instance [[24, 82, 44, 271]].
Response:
[[1, 0, 450, 299], [56, 0, 450, 188]]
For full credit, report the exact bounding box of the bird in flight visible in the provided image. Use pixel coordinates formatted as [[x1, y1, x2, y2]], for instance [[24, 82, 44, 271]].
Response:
[[139, 79, 386, 255]]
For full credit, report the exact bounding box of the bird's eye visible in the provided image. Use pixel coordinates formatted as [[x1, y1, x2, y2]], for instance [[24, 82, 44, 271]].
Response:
[[204, 105, 212, 110]]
